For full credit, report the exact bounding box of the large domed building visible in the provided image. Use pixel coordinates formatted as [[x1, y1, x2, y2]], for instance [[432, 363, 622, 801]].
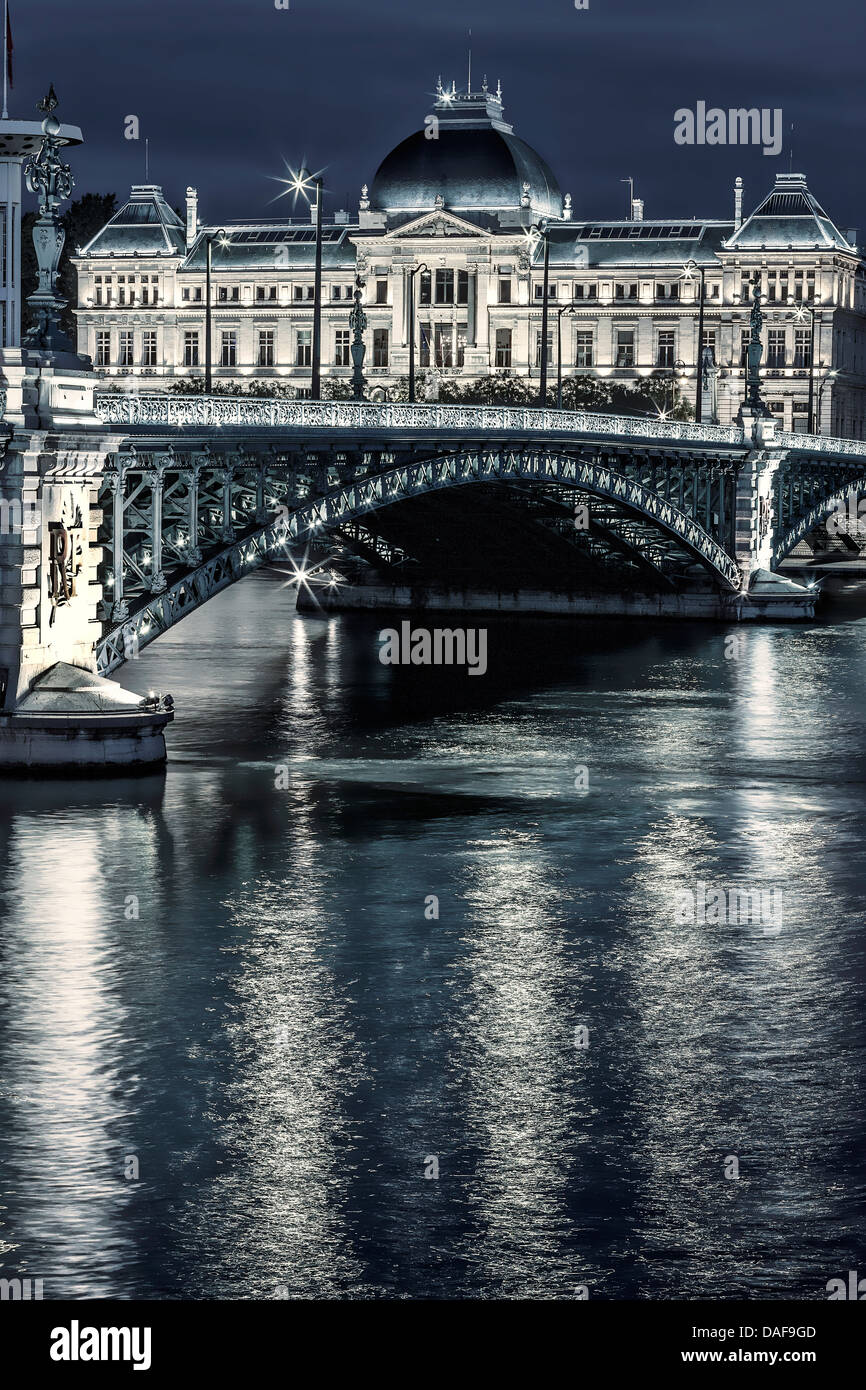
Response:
[[369, 80, 565, 221], [72, 79, 866, 438]]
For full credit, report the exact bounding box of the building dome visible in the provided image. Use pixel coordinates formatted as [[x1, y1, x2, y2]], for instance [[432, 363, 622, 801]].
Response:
[[369, 82, 563, 220]]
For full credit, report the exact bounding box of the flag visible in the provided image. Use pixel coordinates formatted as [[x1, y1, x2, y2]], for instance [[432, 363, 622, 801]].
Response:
[[5, 3, 12, 91]]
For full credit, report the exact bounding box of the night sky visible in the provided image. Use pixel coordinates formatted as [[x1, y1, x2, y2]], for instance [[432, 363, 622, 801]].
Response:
[[11, 0, 866, 234]]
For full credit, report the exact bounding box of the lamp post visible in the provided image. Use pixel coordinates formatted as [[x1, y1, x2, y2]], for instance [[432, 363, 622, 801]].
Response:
[[816, 368, 838, 435], [204, 228, 228, 394], [408, 261, 428, 404], [789, 300, 817, 433], [284, 167, 324, 398], [681, 258, 706, 423], [527, 221, 551, 406], [556, 303, 577, 409]]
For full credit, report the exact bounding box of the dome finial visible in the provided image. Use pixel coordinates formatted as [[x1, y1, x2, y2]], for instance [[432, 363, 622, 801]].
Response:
[[436, 75, 443, 96]]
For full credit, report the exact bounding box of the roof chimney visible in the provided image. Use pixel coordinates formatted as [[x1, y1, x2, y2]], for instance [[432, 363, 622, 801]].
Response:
[[186, 187, 198, 248], [631, 197, 644, 222], [734, 176, 744, 229]]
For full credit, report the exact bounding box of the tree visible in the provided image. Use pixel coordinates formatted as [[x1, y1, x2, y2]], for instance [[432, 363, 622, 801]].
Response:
[[21, 192, 117, 340]]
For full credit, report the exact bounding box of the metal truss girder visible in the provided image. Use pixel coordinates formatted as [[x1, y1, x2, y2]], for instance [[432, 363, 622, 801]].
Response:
[[96, 447, 744, 673], [773, 474, 866, 564]]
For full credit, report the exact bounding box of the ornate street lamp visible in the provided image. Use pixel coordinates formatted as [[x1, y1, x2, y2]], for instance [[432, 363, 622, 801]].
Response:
[[22, 86, 76, 354], [680, 258, 706, 423], [556, 303, 577, 410], [526, 221, 551, 406], [789, 299, 817, 433], [816, 368, 838, 436], [204, 228, 229, 394], [408, 262, 428, 404], [737, 272, 771, 423], [349, 276, 367, 401]]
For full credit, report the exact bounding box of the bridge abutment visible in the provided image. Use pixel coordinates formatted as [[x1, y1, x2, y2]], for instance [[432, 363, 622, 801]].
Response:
[[0, 400, 173, 771]]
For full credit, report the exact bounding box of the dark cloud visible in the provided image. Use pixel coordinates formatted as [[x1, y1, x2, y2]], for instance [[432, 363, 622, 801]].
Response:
[[11, 0, 866, 234]]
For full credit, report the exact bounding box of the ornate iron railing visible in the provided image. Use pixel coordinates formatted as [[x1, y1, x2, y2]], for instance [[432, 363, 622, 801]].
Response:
[[774, 430, 866, 459], [93, 392, 746, 447]]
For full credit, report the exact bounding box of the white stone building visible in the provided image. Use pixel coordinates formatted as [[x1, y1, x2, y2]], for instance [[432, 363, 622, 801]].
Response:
[[72, 81, 866, 437]]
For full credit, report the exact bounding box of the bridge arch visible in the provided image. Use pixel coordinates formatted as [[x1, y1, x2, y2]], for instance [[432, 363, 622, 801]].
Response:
[[96, 447, 741, 674], [772, 475, 866, 566]]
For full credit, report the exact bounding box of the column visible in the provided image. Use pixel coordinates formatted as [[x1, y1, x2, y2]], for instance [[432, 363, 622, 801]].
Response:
[[220, 467, 235, 544], [145, 465, 167, 593], [187, 463, 203, 564], [107, 469, 129, 621]]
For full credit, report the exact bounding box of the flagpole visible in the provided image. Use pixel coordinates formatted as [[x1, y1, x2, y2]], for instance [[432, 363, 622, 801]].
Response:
[[2, 0, 8, 121]]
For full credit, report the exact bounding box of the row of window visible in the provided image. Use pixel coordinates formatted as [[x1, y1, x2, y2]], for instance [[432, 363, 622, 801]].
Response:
[[94, 324, 817, 372], [179, 283, 362, 305]]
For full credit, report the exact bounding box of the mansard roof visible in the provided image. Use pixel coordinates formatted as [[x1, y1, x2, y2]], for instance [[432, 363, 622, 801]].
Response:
[[724, 173, 856, 253], [545, 221, 733, 268], [180, 222, 358, 271], [79, 185, 186, 257]]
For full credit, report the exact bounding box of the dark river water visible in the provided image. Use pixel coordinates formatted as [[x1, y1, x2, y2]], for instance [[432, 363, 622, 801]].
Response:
[[1, 570, 864, 1301]]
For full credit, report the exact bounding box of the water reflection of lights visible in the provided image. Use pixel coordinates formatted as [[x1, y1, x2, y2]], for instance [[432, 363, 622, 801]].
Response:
[[451, 830, 577, 1294], [0, 821, 143, 1296]]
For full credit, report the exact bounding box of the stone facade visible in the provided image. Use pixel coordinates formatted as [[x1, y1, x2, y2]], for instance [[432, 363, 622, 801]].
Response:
[[72, 84, 866, 438]]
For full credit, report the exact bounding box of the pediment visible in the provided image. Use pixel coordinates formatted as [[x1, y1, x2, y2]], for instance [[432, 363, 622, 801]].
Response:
[[387, 211, 489, 240]]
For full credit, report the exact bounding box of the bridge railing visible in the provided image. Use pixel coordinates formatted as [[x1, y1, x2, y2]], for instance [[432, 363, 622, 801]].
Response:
[[774, 429, 866, 459], [93, 392, 746, 447]]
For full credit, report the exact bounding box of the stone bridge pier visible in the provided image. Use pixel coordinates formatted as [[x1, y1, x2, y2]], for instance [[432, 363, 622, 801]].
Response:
[[0, 402, 173, 772]]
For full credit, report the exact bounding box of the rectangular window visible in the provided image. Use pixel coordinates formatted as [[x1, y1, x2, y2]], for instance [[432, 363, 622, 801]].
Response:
[[95, 287, 103, 305], [534, 282, 558, 301], [373, 327, 389, 367], [435, 324, 452, 368], [615, 329, 635, 367], [574, 283, 597, 300], [615, 282, 638, 301], [535, 329, 554, 367], [119, 331, 134, 368], [794, 328, 812, 368], [419, 322, 431, 368], [140, 287, 148, 305], [258, 330, 275, 367], [656, 329, 675, 367], [334, 329, 350, 367], [184, 331, 199, 367], [419, 271, 431, 306], [456, 322, 466, 368], [457, 270, 469, 305], [498, 278, 512, 304], [332, 286, 342, 301], [740, 330, 750, 366], [434, 269, 454, 304], [375, 279, 388, 304], [495, 328, 512, 368], [575, 330, 594, 368], [220, 331, 237, 367], [142, 330, 157, 367], [655, 282, 679, 301], [296, 330, 311, 367], [767, 329, 786, 368], [96, 331, 111, 367]]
